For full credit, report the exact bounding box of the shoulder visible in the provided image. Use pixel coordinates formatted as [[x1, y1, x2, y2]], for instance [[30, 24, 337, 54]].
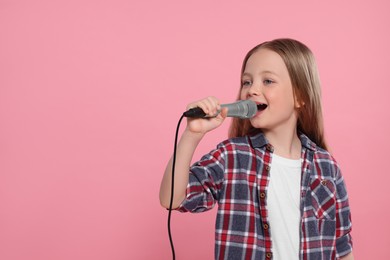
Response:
[[313, 146, 339, 166], [312, 146, 342, 179], [299, 133, 342, 179], [217, 135, 252, 150], [207, 135, 257, 160], [300, 132, 340, 170]]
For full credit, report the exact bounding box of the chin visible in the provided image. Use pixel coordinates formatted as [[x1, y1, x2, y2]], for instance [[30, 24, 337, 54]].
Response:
[[249, 120, 265, 129]]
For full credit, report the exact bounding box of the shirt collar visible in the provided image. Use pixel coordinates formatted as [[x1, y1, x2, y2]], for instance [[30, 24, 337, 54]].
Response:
[[299, 133, 317, 151], [248, 131, 317, 152], [248, 132, 269, 148]]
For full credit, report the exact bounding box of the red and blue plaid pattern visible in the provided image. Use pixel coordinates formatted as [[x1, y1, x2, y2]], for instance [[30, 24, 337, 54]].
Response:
[[177, 132, 352, 259]]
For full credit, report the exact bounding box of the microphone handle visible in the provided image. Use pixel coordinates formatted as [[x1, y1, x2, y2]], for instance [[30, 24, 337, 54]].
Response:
[[182, 107, 207, 118]]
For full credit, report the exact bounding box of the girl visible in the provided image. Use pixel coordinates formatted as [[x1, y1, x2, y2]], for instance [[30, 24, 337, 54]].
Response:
[[159, 38, 353, 260]]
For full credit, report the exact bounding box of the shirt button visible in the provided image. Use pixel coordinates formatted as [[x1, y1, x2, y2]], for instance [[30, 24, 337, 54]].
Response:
[[263, 223, 269, 229], [260, 192, 266, 199], [266, 144, 274, 152], [266, 252, 272, 258], [265, 165, 270, 171]]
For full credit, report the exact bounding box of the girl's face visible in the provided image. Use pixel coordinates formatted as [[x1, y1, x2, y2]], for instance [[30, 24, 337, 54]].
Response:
[[240, 48, 299, 134]]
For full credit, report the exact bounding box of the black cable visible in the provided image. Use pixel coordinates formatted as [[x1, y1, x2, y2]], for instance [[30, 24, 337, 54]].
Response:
[[168, 114, 185, 260]]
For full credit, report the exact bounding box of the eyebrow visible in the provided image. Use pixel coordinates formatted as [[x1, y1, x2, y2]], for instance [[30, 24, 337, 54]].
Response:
[[242, 70, 279, 77]]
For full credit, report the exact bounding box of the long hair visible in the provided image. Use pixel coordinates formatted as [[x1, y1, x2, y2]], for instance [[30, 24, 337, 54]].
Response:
[[228, 38, 328, 150]]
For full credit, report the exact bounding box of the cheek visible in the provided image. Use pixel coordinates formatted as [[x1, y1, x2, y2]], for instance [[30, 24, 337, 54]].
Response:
[[269, 90, 294, 106]]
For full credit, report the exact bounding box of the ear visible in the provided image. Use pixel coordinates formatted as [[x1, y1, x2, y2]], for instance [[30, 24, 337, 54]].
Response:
[[294, 95, 305, 108], [295, 101, 305, 108]]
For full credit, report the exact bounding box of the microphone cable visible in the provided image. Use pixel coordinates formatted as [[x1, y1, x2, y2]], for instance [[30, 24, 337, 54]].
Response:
[[167, 114, 185, 260]]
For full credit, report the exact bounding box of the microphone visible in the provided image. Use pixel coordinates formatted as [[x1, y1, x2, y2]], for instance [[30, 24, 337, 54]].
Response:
[[183, 100, 257, 119]]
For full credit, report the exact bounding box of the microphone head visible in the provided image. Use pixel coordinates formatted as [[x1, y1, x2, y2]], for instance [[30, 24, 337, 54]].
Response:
[[222, 100, 257, 119]]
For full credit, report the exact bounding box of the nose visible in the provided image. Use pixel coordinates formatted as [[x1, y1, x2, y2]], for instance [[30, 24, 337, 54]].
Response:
[[248, 83, 261, 97]]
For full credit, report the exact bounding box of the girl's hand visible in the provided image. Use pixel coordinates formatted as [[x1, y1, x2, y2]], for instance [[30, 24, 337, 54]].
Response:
[[185, 96, 228, 135]]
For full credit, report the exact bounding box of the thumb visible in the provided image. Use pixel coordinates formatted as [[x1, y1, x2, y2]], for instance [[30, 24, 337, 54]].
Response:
[[220, 107, 228, 119]]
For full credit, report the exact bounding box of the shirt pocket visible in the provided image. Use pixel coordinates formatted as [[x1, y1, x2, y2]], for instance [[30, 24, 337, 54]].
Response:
[[310, 178, 336, 220]]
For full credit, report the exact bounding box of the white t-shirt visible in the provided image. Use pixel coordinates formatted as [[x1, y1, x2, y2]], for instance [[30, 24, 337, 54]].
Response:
[[267, 153, 302, 260]]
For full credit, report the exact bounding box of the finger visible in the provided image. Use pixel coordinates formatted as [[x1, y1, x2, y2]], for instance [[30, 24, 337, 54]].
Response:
[[187, 97, 220, 116], [204, 96, 220, 116], [219, 107, 228, 119]]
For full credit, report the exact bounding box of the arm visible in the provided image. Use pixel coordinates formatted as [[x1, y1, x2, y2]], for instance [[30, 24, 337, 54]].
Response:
[[159, 97, 227, 209], [159, 129, 204, 209], [334, 163, 353, 259]]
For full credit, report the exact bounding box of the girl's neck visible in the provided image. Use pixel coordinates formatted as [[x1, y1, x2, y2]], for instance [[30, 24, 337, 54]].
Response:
[[263, 128, 301, 160]]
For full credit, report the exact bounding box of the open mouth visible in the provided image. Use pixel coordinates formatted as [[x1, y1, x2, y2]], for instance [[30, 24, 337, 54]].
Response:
[[257, 104, 268, 111]]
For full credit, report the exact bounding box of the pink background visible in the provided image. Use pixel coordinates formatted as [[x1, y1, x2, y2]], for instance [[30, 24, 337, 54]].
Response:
[[0, 0, 389, 259]]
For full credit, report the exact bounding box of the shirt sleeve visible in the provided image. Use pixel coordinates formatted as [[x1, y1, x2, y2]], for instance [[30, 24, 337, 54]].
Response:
[[334, 164, 353, 258], [176, 144, 226, 213]]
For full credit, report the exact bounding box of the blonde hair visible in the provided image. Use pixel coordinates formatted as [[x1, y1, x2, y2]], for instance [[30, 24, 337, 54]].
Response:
[[229, 38, 328, 150]]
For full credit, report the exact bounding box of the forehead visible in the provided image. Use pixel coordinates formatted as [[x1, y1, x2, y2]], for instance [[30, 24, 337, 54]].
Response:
[[243, 48, 288, 76]]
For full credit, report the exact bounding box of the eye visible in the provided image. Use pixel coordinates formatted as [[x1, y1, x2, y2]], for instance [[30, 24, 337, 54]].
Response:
[[242, 80, 252, 87], [264, 79, 274, 85]]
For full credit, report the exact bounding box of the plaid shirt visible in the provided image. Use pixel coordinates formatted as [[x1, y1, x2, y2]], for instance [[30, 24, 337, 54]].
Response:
[[177, 132, 352, 260]]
